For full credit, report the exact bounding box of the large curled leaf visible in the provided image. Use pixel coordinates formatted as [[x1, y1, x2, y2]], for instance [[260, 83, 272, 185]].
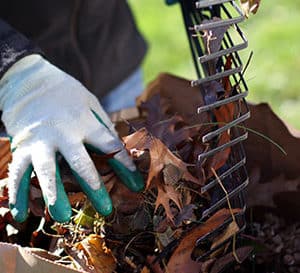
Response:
[[166, 208, 241, 273], [123, 128, 200, 189]]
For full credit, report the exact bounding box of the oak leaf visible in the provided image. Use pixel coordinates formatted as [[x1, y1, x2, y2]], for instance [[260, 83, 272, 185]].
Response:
[[123, 128, 200, 189], [155, 181, 182, 222], [136, 94, 201, 150]]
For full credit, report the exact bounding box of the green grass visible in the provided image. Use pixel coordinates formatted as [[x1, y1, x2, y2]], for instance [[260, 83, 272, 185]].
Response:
[[128, 0, 300, 129]]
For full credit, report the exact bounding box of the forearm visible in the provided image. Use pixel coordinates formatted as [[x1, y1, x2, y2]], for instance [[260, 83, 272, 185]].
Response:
[[0, 19, 41, 79]]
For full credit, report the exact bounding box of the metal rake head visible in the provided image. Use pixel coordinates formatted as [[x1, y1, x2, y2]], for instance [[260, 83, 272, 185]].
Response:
[[179, 0, 250, 261]]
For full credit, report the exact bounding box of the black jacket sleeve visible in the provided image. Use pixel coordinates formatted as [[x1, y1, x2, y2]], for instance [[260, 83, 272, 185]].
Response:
[[0, 19, 42, 79]]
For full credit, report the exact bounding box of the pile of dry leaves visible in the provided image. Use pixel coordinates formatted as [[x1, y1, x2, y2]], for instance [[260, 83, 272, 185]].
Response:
[[2, 2, 300, 272], [0, 73, 249, 273], [0, 69, 300, 273]]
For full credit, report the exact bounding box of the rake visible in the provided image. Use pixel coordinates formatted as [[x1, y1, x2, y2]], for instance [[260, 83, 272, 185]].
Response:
[[180, 0, 250, 261]]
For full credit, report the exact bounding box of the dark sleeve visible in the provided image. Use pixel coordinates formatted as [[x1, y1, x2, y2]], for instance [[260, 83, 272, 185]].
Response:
[[0, 19, 42, 79]]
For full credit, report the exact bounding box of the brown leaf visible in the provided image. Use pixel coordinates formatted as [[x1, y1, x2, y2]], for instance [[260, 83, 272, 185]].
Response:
[[240, 0, 261, 17], [75, 234, 116, 273], [247, 173, 300, 209], [174, 204, 197, 227], [167, 208, 241, 273], [201, 17, 230, 75], [163, 164, 184, 186], [244, 103, 300, 182], [155, 181, 182, 222], [201, 258, 216, 273], [68, 192, 87, 207], [141, 266, 151, 273], [123, 128, 200, 188], [135, 98, 199, 150], [210, 246, 253, 273], [241, 103, 300, 218], [0, 179, 8, 208], [211, 221, 240, 250], [146, 255, 164, 273], [137, 73, 209, 126], [110, 180, 143, 215], [206, 131, 231, 178], [205, 56, 235, 177], [202, 17, 229, 56], [0, 138, 11, 179]]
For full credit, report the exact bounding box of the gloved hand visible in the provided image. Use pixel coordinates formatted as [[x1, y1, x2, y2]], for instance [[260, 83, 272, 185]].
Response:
[[0, 54, 144, 223]]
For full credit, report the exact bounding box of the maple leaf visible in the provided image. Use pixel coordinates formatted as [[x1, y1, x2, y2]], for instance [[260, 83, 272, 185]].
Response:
[[123, 128, 201, 189]]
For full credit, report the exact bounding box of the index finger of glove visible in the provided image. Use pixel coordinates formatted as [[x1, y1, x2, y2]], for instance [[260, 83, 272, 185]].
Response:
[[59, 141, 113, 216], [85, 112, 144, 192]]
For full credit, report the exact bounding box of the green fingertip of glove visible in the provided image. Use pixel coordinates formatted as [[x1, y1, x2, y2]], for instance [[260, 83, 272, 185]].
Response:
[[9, 165, 32, 223], [108, 159, 144, 192], [72, 170, 113, 216], [43, 161, 72, 223], [48, 202, 72, 223], [10, 204, 28, 223], [85, 144, 144, 192]]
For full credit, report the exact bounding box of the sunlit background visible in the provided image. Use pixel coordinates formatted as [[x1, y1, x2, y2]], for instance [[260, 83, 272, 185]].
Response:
[[128, 0, 300, 129]]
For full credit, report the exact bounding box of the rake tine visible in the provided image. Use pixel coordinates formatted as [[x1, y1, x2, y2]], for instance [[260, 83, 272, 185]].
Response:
[[198, 132, 248, 163], [201, 179, 249, 219], [201, 157, 246, 193]]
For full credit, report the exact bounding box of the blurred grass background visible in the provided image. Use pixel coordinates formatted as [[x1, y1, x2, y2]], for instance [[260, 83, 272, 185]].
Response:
[[128, 0, 300, 129]]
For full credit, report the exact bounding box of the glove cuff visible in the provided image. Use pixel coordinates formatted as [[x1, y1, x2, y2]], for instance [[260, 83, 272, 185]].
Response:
[[0, 54, 46, 111]]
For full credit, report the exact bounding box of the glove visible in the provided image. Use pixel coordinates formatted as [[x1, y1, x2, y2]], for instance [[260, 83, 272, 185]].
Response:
[[0, 54, 144, 223]]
